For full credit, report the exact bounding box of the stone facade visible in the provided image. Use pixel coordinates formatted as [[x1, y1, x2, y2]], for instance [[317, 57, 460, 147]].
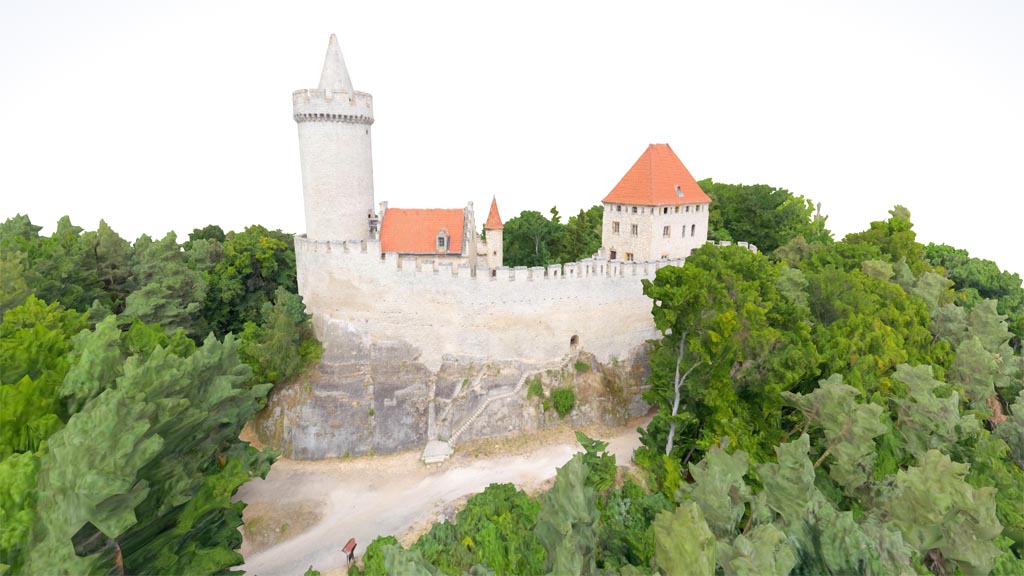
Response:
[[601, 201, 710, 261]]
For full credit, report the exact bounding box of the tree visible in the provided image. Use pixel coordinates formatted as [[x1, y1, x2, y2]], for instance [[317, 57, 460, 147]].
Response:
[[28, 217, 107, 313], [596, 480, 670, 572], [843, 205, 929, 274], [79, 220, 133, 314], [782, 374, 888, 493], [557, 206, 602, 263], [22, 323, 275, 575], [122, 232, 207, 338], [637, 245, 820, 468], [205, 225, 296, 336], [925, 242, 1024, 345], [502, 210, 562, 267], [239, 287, 321, 385], [700, 179, 819, 253], [535, 455, 599, 575], [652, 502, 716, 576]]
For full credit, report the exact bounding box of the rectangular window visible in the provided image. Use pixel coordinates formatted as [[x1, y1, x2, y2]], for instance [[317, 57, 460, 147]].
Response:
[[662, 226, 671, 237], [616, 205, 622, 212], [437, 237, 447, 250], [663, 207, 669, 214], [609, 250, 617, 260], [681, 226, 686, 238], [632, 206, 637, 214], [685, 205, 691, 213], [691, 224, 696, 236], [612, 221, 620, 234], [631, 224, 638, 236], [697, 205, 702, 212], [674, 206, 680, 213], [625, 252, 634, 261]]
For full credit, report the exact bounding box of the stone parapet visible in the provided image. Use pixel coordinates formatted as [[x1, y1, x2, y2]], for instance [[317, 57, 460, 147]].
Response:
[[292, 89, 374, 124]]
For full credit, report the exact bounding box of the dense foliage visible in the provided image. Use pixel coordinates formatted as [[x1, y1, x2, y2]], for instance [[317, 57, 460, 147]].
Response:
[[700, 179, 830, 252], [353, 199, 1023, 575], [502, 205, 603, 267], [925, 242, 1024, 346], [0, 215, 320, 574]]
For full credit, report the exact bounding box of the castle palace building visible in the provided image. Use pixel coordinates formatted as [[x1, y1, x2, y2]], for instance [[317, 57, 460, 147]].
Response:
[[600, 143, 712, 262], [378, 197, 504, 269]]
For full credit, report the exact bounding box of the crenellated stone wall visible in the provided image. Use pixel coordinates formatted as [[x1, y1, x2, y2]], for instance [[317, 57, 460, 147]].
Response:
[[293, 235, 677, 371]]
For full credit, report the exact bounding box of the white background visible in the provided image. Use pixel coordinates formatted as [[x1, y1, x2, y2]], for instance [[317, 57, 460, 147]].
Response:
[[1, 1, 1021, 275]]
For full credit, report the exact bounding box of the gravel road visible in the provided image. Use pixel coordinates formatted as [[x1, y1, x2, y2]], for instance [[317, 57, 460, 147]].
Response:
[[236, 420, 647, 575]]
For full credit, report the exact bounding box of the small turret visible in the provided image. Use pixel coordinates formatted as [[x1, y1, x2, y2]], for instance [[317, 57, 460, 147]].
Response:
[[484, 197, 504, 268]]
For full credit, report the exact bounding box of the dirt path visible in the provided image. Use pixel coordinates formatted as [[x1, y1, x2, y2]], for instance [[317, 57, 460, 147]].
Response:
[[236, 418, 649, 576]]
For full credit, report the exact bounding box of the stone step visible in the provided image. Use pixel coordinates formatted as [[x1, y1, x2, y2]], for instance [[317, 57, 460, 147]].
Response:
[[421, 439, 453, 464]]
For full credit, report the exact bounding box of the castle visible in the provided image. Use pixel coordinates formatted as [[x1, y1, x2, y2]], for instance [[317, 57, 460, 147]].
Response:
[[259, 35, 750, 459], [292, 34, 727, 370]]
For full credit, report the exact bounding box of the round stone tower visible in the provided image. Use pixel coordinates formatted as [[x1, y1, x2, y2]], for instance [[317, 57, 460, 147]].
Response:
[[293, 34, 375, 242]]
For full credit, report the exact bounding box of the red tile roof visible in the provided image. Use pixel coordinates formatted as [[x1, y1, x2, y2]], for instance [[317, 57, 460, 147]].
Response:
[[602, 144, 712, 206], [380, 208, 464, 254], [484, 197, 503, 230]]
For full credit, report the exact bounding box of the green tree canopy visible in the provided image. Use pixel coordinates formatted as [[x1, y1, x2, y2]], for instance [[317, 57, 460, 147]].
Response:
[[502, 209, 563, 267], [700, 179, 822, 253]]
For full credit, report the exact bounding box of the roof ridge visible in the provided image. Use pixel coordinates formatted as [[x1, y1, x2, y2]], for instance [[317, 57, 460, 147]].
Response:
[[648, 145, 654, 197]]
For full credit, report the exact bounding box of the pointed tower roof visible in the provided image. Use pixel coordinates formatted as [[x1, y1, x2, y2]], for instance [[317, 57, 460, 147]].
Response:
[[318, 34, 354, 92], [602, 144, 711, 206], [484, 197, 504, 230]]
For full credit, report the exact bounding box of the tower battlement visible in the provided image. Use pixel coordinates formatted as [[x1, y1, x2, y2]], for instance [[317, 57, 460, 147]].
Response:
[[292, 89, 374, 124]]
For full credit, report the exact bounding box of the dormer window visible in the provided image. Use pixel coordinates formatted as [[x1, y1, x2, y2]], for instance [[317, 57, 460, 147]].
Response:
[[436, 229, 450, 252], [675, 185, 683, 197]]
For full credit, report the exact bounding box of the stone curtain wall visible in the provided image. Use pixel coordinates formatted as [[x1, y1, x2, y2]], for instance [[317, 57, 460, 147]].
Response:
[[294, 235, 670, 370]]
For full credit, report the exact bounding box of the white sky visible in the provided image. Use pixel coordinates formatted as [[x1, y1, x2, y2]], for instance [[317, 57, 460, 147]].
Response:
[[1, 1, 1021, 275]]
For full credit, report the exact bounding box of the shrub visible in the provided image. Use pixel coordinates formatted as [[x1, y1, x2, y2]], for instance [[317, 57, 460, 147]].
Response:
[[574, 359, 591, 372], [353, 535, 398, 576], [527, 377, 544, 399], [552, 387, 575, 418]]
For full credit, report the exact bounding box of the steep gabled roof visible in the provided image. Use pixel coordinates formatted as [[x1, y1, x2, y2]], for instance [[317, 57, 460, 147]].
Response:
[[602, 144, 711, 206], [380, 208, 464, 255], [484, 197, 503, 230]]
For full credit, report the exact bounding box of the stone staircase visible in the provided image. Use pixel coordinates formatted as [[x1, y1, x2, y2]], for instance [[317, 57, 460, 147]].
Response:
[[422, 354, 576, 463]]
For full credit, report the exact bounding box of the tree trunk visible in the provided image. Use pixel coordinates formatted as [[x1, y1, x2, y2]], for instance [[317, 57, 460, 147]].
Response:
[[665, 332, 701, 456]]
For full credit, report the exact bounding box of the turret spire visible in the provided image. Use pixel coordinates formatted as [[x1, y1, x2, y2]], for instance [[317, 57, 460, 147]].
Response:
[[318, 34, 353, 92], [485, 196, 504, 230]]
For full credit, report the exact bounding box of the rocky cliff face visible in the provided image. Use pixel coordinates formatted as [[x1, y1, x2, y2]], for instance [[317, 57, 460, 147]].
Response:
[[254, 321, 651, 460]]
